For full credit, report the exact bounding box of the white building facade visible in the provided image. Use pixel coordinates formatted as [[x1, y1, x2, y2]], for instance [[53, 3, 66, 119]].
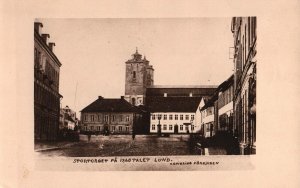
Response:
[[201, 106, 215, 138], [150, 112, 198, 134]]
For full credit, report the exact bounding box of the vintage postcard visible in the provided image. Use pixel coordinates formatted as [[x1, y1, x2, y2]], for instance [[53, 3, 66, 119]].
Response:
[[1, 0, 299, 187], [33, 18, 256, 171]]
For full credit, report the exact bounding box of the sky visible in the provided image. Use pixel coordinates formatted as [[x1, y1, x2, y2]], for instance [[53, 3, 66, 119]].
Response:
[[37, 18, 234, 116]]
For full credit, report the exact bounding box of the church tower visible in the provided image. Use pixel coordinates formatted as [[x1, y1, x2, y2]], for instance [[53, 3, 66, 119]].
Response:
[[125, 48, 154, 106]]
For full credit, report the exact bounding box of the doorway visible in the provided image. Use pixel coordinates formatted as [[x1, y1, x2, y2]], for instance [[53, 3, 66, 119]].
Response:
[[174, 125, 178, 134]]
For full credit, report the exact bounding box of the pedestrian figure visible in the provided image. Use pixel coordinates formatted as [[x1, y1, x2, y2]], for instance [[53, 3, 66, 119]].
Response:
[[132, 133, 136, 140]]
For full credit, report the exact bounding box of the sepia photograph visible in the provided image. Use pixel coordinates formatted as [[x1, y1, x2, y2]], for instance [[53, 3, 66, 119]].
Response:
[[2, 0, 300, 186], [33, 17, 256, 169]]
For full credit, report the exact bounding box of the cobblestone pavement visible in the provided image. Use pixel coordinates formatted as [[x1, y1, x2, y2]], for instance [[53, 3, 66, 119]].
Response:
[[35, 135, 192, 157]]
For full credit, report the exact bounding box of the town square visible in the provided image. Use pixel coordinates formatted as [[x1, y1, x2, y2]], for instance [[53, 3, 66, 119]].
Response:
[[34, 17, 256, 157]]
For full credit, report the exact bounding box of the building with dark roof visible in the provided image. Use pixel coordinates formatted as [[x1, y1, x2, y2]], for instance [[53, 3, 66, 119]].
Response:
[[34, 22, 63, 141], [216, 75, 234, 134], [146, 85, 217, 98], [199, 75, 234, 138], [147, 96, 202, 134], [80, 96, 142, 134]]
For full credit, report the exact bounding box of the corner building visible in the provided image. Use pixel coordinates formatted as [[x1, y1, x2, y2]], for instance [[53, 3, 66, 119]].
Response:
[[231, 17, 257, 154], [34, 22, 62, 141]]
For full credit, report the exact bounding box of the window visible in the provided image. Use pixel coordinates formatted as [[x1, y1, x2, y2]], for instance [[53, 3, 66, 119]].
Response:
[[104, 115, 109, 122], [151, 124, 155, 130], [180, 125, 183, 130], [164, 93, 167, 97], [175, 115, 178, 120], [185, 115, 189, 120], [112, 126, 115, 131], [180, 115, 183, 120], [126, 126, 129, 132], [163, 114, 167, 120], [169, 125, 173, 130], [98, 115, 101, 121], [91, 115, 94, 122], [185, 125, 189, 130], [97, 126, 101, 131], [152, 114, 155, 120], [112, 115, 115, 122], [119, 115, 123, 121], [191, 125, 194, 131], [34, 48, 38, 67], [133, 71, 136, 79], [119, 126, 123, 131], [84, 115, 87, 121], [191, 115, 194, 120], [157, 114, 162, 119], [90, 126, 94, 130], [126, 115, 130, 122], [163, 124, 167, 130], [169, 115, 173, 120]]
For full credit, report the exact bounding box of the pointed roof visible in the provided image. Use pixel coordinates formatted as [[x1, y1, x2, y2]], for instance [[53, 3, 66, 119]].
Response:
[[126, 48, 148, 63]]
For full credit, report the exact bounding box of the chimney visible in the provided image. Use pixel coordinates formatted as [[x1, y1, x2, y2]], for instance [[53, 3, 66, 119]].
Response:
[[49, 42, 55, 52], [41, 34, 50, 45], [98, 96, 103, 100], [34, 22, 43, 35]]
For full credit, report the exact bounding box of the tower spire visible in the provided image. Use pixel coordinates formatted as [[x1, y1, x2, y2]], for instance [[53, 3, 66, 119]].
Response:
[[136, 47, 138, 53]]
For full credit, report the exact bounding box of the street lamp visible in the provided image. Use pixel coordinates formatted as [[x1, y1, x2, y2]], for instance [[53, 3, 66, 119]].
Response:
[[190, 119, 194, 134], [157, 114, 161, 137]]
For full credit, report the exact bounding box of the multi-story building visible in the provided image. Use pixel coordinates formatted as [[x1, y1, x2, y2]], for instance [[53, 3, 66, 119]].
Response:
[[217, 75, 234, 134], [80, 96, 142, 134], [59, 105, 77, 130], [231, 17, 257, 154], [124, 48, 154, 106], [147, 97, 202, 134], [200, 98, 216, 138], [198, 75, 233, 138], [34, 22, 62, 141]]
